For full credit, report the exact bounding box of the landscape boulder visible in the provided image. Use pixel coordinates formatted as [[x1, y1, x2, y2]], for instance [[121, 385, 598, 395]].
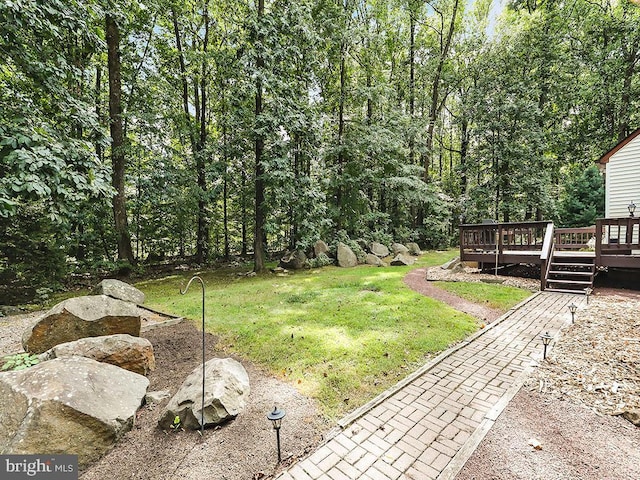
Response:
[[365, 254, 385, 266], [337, 242, 358, 268], [146, 390, 171, 405], [159, 358, 250, 430], [93, 279, 145, 305], [39, 334, 155, 376], [622, 409, 640, 426], [0, 357, 149, 467], [313, 240, 330, 257], [407, 242, 422, 256], [279, 250, 308, 270], [441, 256, 461, 270], [22, 295, 141, 354], [391, 243, 409, 255], [390, 254, 415, 266], [370, 242, 390, 258]]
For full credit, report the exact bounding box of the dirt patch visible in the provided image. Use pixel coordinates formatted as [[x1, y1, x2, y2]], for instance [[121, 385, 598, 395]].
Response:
[[457, 389, 640, 480], [80, 321, 328, 480], [404, 268, 503, 323]]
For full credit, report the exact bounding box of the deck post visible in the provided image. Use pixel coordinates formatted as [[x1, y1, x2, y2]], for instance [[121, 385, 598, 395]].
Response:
[[459, 225, 464, 264], [595, 220, 602, 267]]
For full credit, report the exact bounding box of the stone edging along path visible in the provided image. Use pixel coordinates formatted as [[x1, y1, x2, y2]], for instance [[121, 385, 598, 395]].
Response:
[[275, 276, 582, 480]]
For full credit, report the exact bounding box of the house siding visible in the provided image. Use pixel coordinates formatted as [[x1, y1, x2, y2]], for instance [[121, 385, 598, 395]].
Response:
[[605, 134, 640, 218]]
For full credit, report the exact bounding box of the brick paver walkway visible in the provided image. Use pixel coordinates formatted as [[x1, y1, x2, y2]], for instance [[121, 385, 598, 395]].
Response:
[[276, 291, 585, 480]]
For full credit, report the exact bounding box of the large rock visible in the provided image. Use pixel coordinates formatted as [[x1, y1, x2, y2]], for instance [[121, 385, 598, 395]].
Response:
[[39, 334, 155, 376], [337, 242, 358, 268], [390, 254, 415, 266], [159, 358, 250, 431], [391, 243, 409, 255], [313, 240, 330, 257], [365, 253, 385, 266], [406, 242, 422, 256], [0, 357, 148, 467], [22, 295, 142, 354], [441, 256, 461, 270], [370, 242, 390, 258], [279, 250, 307, 270], [622, 409, 640, 426], [93, 279, 145, 305]]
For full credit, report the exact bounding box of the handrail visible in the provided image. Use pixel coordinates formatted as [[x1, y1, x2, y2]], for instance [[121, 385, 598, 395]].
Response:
[[540, 223, 555, 261], [540, 222, 555, 290]]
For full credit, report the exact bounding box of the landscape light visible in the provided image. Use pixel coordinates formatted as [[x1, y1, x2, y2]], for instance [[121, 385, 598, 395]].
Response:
[[584, 287, 592, 304], [267, 406, 286, 463], [540, 331, 553, 360], [568, 302, 577, 324]]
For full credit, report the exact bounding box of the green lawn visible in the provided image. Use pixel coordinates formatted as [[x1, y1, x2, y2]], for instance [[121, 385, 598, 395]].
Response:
[[36, 249, 532, 420], [137, 250, 482, 419], [432, 281, 532, 311]]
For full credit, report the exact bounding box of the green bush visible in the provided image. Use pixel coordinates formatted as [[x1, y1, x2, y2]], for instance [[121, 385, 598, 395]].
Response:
[[308, 252, 334, 268]]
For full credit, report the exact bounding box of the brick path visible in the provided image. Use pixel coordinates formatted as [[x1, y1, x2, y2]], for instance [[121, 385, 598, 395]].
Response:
[[276, 291, 585, 480]]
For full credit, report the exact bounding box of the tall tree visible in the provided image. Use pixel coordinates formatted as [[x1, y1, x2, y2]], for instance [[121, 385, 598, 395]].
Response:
[[253, 0, 267, 272], [106, 12, 135, 264]]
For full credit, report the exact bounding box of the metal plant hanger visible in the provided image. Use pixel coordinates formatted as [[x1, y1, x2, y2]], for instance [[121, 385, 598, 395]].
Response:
[[180, 275, 206, 436]]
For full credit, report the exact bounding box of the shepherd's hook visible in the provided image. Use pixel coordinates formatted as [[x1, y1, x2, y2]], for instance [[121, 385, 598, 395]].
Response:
[[180, 275, 206, 437]]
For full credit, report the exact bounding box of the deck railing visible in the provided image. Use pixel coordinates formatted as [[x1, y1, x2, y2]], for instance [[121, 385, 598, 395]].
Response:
[[459, 221, 548, 256], [595, 217, 640, 265], [555, 226, 596, 250]]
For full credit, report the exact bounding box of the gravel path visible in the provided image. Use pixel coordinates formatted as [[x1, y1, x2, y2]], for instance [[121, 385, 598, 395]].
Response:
[[0, 312, 39, 356]]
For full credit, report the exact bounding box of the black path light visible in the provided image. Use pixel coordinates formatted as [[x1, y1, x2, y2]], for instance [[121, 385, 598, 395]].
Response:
[[180, 275, 206, 437], [540, 331, 553, 360], [267, 406, 286, 463], [568, 302, 577, 324], [629, 201, 636, 217]]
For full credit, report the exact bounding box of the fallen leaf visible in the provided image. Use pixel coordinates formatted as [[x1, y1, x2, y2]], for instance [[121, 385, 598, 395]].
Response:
[[528, 438, 542, 450]]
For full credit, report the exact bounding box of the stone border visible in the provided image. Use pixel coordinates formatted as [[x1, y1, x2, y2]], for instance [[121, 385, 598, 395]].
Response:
[[138, 305, 183, 332]]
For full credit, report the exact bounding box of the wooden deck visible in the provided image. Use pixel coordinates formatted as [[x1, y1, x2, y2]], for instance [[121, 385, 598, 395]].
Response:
[[459, 219, 640, 291]]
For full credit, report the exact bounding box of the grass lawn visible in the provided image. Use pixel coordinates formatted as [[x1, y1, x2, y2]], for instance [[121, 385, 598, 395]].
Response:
[[137, 249, 482, 419], [34, 249, 532, 420], [432, 281, 532, 311]]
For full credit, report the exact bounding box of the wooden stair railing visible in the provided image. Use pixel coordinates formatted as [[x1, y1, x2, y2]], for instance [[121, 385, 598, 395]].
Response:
[[540, 223, 555, 291]]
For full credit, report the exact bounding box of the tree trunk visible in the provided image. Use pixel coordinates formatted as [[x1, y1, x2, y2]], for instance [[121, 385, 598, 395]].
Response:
[[618, 37, 638, 142], [335, 39, 347, 228], [106, 14, 134, 264], [424, 0, 459, 183], [195, 4, 210, 264], [241, 169, 248, 256], [409, 3, 416, 165], [221, 80, 230, 260], [460, 115, 468, 194], [254, 0, 266, 272]]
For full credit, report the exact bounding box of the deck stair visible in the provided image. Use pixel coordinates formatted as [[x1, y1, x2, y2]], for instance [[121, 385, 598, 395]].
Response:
[[545, 253, 595, 293]]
